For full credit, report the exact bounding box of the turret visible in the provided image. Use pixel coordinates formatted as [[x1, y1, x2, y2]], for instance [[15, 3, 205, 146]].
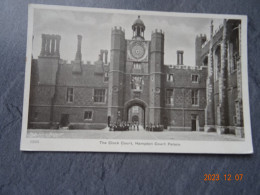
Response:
[[132, 16, 145, 40], [195, 34, 207, 66], [149, 29, 164, 124], [107, 26, 126, 122], [150, 29, 164, 72]]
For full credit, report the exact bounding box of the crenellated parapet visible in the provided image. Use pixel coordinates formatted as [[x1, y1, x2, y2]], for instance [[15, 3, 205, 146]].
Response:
[[40, 34, 61, 58], [112, 26, 125, 35], [165, 64, 207, 70], [151, 29, 164, 35], [150, 29, 164, 55]]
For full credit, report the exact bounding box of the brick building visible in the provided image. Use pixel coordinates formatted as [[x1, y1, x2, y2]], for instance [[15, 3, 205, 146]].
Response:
[[196, 19, 244, 137], [28, 16, 244, 136]]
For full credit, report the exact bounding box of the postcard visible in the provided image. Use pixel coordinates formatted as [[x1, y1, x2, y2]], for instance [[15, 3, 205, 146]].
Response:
[[20, 4, 253, 153]]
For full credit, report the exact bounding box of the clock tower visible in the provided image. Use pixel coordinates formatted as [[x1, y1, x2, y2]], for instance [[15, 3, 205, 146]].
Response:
[[108, 16, 164, 126]]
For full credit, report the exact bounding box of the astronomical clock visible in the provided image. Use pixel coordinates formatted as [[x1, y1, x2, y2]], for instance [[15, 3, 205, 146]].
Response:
[[127, 40, 149, 62]]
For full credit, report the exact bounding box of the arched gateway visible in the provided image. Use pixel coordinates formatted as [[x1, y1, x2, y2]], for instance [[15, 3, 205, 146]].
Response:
[[124, 99, 148, 127]]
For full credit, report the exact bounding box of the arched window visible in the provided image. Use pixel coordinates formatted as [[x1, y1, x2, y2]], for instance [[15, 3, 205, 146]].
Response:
[[214, 45, 221, 81]]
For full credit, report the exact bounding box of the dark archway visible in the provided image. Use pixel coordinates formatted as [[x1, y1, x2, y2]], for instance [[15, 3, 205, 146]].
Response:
[[132, 115, 139, 122], [124, 99, 147, 127]]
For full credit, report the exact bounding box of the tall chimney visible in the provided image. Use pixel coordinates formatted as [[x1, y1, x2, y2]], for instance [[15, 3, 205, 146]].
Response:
[[51, 35, 55, 55], [40, 34, 46, 56], [100, 50, 104, 62], [104, 50, 108, 64], [46, 35, 51, 56], [177, 50, 184, 65], [75, 35, 82, 61], [55, 35, 61, 57]]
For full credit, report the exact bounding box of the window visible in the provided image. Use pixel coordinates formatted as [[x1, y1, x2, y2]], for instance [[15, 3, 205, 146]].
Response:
[[214, 46, 221, 81], [166, 89, 174, 105], [84, 111, 93, 120], [133, 63, 141, 70], [67, 88, 74, 103], [131, 75, 143, 90], [166, 74, 174, 82], [229, 43, 238, 73], [232, 52, 238, 72], [191, 89, 199, 105], [94, 89, 106, 103], [233, 116, 237, 125], [191, 74, 199, 83], [104, 72, 109, 82], [230, 26, 239, 73]]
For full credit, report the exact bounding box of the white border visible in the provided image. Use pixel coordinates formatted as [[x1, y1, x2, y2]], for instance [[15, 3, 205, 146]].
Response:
[[20, 4, 253, 154]]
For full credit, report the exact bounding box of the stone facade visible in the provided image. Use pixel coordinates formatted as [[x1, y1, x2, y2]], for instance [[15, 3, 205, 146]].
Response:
[[196, 19, 244, 137], [28, 17, 244, 136]]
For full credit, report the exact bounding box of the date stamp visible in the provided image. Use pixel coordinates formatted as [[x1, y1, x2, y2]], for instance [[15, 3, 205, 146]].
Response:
[[204, 174, 243, 181]]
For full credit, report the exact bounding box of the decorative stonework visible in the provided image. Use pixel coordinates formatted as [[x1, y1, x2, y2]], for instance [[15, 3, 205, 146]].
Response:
[[40, 34, 61, 58], [127, 40, 149, 62]]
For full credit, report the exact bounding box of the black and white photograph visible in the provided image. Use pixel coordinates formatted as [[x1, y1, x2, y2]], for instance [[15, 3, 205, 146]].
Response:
[[20, 4, 253, 153]]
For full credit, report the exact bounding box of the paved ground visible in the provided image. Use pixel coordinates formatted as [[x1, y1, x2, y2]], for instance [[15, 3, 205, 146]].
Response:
[[27, 126, 244, 141]]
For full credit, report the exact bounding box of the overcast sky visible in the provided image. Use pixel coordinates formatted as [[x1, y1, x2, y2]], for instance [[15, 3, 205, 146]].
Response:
[[32, 8, 223, 66]]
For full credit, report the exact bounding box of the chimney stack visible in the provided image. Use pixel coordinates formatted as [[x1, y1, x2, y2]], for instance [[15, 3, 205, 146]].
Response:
[[75, 35, 82, 61], [177, 50, 184, 65], [104, 50, 108, 64], [54, 35, 61, 57], [40, 34, 61, 58]]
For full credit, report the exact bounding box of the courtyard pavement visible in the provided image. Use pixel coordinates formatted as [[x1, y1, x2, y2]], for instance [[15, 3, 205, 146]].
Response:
[[27, 126, 244, 141]]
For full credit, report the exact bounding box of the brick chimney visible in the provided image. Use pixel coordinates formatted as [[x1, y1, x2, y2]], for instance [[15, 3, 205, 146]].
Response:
[[177, 50, 184, 65], [75, 35, 82, 61]]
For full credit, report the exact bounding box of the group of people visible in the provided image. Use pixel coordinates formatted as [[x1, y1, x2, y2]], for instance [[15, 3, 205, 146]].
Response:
[[109, 121, 140, 131], [108, 121, 164, 132], [145, 123, 164, 132]]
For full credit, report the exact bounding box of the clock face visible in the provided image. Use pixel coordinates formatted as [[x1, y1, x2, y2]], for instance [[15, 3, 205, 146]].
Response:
[[130, 42, 145, 60], [127, 40, 148, 62], [131, 45, 145, 59]]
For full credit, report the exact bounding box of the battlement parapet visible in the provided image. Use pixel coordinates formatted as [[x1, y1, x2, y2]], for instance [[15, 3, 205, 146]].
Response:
[[165, 64, 207, 71], [112, 26, 125, 34], [196, 33, 207, 38], [151, 29, 164, 35]]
